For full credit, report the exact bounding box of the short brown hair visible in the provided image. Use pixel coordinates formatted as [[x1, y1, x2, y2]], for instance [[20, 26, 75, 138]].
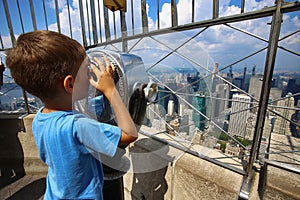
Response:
[[6, 30, 86, 100]]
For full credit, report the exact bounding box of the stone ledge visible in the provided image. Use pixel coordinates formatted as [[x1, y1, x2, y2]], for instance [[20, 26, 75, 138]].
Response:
[[124, 137, 244, 200], [18, 114, 48, 174], [176, 145, 243, 194], [266, 166, 300, 200]]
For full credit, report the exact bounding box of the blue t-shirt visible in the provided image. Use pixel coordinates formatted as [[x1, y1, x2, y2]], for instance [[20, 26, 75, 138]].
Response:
[[32, 108, 121, 200]]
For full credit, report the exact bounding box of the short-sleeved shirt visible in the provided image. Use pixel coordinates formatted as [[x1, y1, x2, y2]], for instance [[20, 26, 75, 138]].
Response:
[[32, 108, 121, 200]]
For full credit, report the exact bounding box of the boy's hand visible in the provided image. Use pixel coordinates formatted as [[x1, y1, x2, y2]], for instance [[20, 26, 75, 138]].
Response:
[[89, 56, 115, 101]]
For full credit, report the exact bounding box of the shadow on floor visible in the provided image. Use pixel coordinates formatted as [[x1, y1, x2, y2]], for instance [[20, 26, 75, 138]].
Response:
[[129, 138, 173, 200], [0, 116, 25, 189], [6, 178, 46, 200]]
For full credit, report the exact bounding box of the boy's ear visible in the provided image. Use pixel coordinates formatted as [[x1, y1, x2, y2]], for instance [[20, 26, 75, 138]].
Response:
[[63, 75, 74, 94]]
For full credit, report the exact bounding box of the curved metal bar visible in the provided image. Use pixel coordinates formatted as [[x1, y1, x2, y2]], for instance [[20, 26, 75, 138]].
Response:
[[67, 0, 73, 38], [42, 0, 48, 30], [16, 0, 24, 33], [28, 0, 37, 30], [54, 0, 61, 33]]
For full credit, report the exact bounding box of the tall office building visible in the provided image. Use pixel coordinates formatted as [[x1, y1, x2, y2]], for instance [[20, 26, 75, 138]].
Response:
[[282, 79, 300, 105], [179, 112, 190, 134], [270, 88, 282, 105], [187, 72, 201, 92], [248, 74, 263, 113], [212, 63, 220, 92], [273, 93, 295, 135], [211, 83, 230, 118], [167, 100, 174, 116], [252, 65, 256, 76], [157, 86, 178, 117], [228, 94, 251, 138], [192, 94, 206, 131], [249, 74, 263, 102]]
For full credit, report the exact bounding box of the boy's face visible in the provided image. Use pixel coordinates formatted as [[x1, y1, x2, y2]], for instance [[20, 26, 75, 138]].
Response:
[[73, 57, 90, 101]]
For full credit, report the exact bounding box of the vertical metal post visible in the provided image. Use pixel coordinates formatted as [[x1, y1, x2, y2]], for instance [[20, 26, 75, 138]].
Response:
[[22, 90, 30, 114], [241, 0, 245, 13], [247, 0, 283, 177], [86, 0, 91, 45], [192, 0, 195, 23], [16, 0, 25, 33], [103, 6, 111, 41], [120, 11, 128, 52], [171, 0, 178, 27], [29, 0, 37, 30], [239, 1, 283, 199], [78, 0, 87, 47], [42, 0, 48, 30], [141, 0, 148, 33], [157, 0, 160, 29], [90, 0, 98, 44], [213, 0, 219, 19], [0, 34, 4, 49], [54, 0, 61, 33], [97, 0, 102, 43], [113, 12, 117, 40], [67, 0, 73, 38], [3, 0, 16, 46], [131, 0, 135, 34]]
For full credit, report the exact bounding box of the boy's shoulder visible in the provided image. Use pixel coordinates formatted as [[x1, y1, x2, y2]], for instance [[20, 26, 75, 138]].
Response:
[[34, 109, 74, 120]]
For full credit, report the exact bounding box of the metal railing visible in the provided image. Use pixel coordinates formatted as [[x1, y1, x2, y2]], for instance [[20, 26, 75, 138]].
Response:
[[1, 0, 300, 199]]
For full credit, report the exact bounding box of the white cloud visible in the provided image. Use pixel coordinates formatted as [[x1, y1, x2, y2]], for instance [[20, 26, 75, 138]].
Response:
[[292, 15, 300, 27], [5, 0, 296, 71], [48, 0, 107, 45], [140, 0, 299, 71], [220, 5, 240, 17], [157, 0, 213, 26], [48, 0, 82, 41], [0, 35, 13, 49], [46, 0, 68, 10], [72, 0, 79, 9], [243, 0, 274, 12], [279, 15, 300, 48], [46, 0, 67, 9], [158, 2, 172, 28], [177, 0, 193, 25]]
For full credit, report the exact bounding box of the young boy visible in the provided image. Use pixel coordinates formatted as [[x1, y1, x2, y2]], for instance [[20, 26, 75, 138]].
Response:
[[6, 30, 138, 199]]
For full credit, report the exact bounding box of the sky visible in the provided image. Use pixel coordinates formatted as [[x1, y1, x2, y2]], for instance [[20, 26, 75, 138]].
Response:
[[0, 0, 299, 73]]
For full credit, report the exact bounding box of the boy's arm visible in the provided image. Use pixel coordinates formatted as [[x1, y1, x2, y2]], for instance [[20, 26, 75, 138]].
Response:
[[89, 57, 138, 145], [106, 88, 138, 145]]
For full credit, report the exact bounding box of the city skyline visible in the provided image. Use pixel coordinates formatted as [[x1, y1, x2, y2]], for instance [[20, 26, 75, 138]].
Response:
[[0, 0, 299, 72]]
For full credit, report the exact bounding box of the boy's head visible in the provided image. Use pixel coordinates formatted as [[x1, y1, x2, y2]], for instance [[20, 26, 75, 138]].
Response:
[[6, 30, 86, 101]]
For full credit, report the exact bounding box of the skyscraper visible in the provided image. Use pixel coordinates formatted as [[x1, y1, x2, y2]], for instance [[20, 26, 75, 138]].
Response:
[[249, 74, 263, 102], [248, 74, 263, 113], [211, 83, 230, 118], [229, 94, 251, 138], [273, 93, 295, 135], [167, 99, 174, 116], [192, 94, 206, 131]]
